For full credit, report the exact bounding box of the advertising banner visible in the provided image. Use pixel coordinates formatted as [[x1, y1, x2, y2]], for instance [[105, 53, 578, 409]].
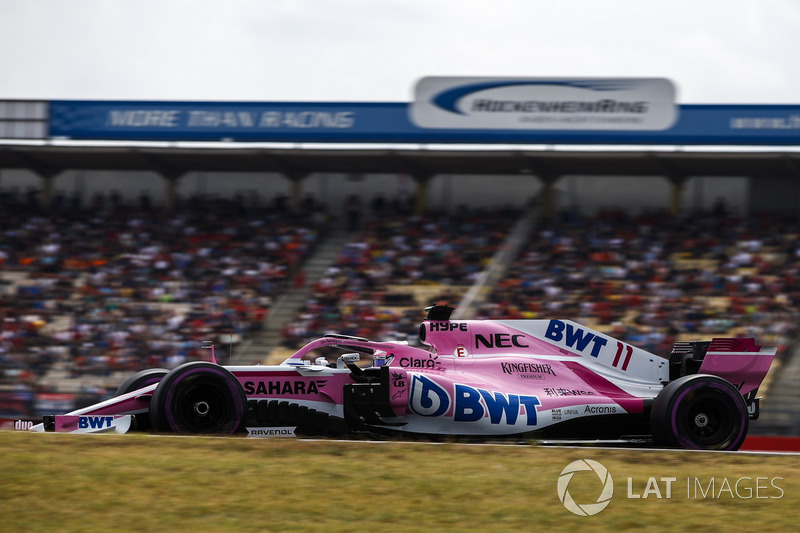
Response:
[[47, 100, 800, 145], [411, 77, 678, 131]]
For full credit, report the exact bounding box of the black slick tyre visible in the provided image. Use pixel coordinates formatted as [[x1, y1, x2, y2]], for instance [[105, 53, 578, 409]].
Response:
[[650, 374, 748, 450], [149, 362, 246, 435], [114, 368, 170, 431], [115, 368, 169, 397]]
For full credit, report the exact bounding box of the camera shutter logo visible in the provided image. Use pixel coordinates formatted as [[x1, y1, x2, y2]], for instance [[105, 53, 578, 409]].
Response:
[[557, 459, 614, 516]]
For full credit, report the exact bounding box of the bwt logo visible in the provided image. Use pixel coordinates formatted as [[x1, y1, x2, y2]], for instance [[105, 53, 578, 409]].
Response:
[[557, 459, 614, 516], [78, 416, 114, 429], [408, 374, 540, 425], [545, 320, 607, 357]]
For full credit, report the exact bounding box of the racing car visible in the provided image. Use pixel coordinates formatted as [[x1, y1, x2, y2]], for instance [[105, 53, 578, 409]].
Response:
[[24, 305, 776, 450]]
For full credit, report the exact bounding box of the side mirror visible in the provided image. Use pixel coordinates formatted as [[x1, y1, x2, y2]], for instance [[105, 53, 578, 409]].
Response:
[[337, 353, 360, 369]]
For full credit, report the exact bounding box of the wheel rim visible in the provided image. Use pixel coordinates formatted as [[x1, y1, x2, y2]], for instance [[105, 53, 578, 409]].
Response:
[[684, 392, 732, 445], [173, 377, 231, 433], [673, 384, 743, 449]]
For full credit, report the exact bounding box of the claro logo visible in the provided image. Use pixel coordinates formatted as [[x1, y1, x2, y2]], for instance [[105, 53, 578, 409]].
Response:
[[400, 354, 440, 369]]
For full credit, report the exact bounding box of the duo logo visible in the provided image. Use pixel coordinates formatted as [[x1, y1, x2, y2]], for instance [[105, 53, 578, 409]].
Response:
[[409, 375, 541, 426]]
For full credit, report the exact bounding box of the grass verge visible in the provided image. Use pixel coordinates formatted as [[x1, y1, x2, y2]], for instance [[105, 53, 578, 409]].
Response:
[[1, 431, 798, 532]]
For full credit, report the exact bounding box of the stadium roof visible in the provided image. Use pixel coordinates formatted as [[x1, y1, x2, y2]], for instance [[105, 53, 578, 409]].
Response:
[[1, 143, 800, 181]]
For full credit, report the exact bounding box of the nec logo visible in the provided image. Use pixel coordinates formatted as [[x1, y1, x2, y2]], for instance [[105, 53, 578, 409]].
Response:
[[475, 333, 529, 349], [544, 320, 607, 357], [78, 416, 113, 429]]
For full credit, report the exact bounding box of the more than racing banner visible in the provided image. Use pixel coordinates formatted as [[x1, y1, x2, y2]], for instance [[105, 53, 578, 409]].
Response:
[[46, 99, 800, 145], [410, 77, 678, 131]]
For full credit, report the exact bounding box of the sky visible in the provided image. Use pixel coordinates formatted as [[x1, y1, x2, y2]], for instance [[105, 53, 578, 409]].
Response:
[[1, 0, 799, 104]]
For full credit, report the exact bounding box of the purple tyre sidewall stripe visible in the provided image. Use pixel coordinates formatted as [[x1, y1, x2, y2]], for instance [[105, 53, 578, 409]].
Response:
[[671, 381, 746, 451], [163, 365, 244, 435]]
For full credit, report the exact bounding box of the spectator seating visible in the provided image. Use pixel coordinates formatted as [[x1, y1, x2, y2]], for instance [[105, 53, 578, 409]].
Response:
[[478, 209, 800, 358], [0, 195, 321, 392]]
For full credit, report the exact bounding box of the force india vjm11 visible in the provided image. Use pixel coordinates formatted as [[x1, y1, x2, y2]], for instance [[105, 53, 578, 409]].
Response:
[[25, 305, 776, 450]]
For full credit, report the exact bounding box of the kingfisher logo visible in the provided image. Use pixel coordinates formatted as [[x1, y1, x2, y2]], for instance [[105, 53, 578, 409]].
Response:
[[411, 76, 677, 131]]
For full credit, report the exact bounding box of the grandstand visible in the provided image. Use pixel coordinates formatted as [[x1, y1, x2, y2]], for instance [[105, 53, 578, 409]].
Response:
[[2, 86, 800, 433]]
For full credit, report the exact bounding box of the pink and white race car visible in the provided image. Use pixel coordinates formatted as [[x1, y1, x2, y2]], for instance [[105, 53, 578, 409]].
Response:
[[26, 305, 776, 450]]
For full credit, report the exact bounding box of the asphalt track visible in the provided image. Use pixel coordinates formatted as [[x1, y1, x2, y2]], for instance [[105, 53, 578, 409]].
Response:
[[132, 432, 800, 456]]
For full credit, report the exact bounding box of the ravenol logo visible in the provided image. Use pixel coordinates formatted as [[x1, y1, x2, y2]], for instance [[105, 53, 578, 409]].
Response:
[[557, 459, 614, 516]]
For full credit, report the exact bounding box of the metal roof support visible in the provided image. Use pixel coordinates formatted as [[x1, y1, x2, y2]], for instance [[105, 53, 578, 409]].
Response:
[[284, 172, 309, 212], [536, 173, 561, 219], [40, 173, 55, 210], [408, 173, 434, 215], [2, 149, 62, 210], [28, 168, 62, 210], [519, 154, 561, 219], [779, 157, 800, 222], [162, 173, 185, 212], [648, 154, 690, 216], [663, 174, 690, 216]]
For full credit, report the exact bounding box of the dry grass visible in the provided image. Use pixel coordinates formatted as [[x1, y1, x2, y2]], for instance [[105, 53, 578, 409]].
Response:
[[1, 431, 799, 532]]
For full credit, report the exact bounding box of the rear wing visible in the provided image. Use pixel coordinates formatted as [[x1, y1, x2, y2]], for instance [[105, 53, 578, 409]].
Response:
[[669, 338, 776, 395]]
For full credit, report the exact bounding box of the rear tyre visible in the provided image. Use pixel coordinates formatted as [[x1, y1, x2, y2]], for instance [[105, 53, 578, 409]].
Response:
[[650, 374, 748, 450], [150, 362, 246, 435]]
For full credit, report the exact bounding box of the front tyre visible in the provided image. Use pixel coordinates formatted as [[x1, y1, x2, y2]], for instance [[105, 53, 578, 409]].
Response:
[[150, 362, 246, 435], [115, 368, 169, 397], [114, 368, 170, 431], [650, 374, 748, 450]]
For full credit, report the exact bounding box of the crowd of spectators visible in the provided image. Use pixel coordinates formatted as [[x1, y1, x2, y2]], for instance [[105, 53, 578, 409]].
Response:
[[281, 206, 523, 348], [4, 185, 800, 404], [0, 190, 322, 391], [478, 209, 800, 357]]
